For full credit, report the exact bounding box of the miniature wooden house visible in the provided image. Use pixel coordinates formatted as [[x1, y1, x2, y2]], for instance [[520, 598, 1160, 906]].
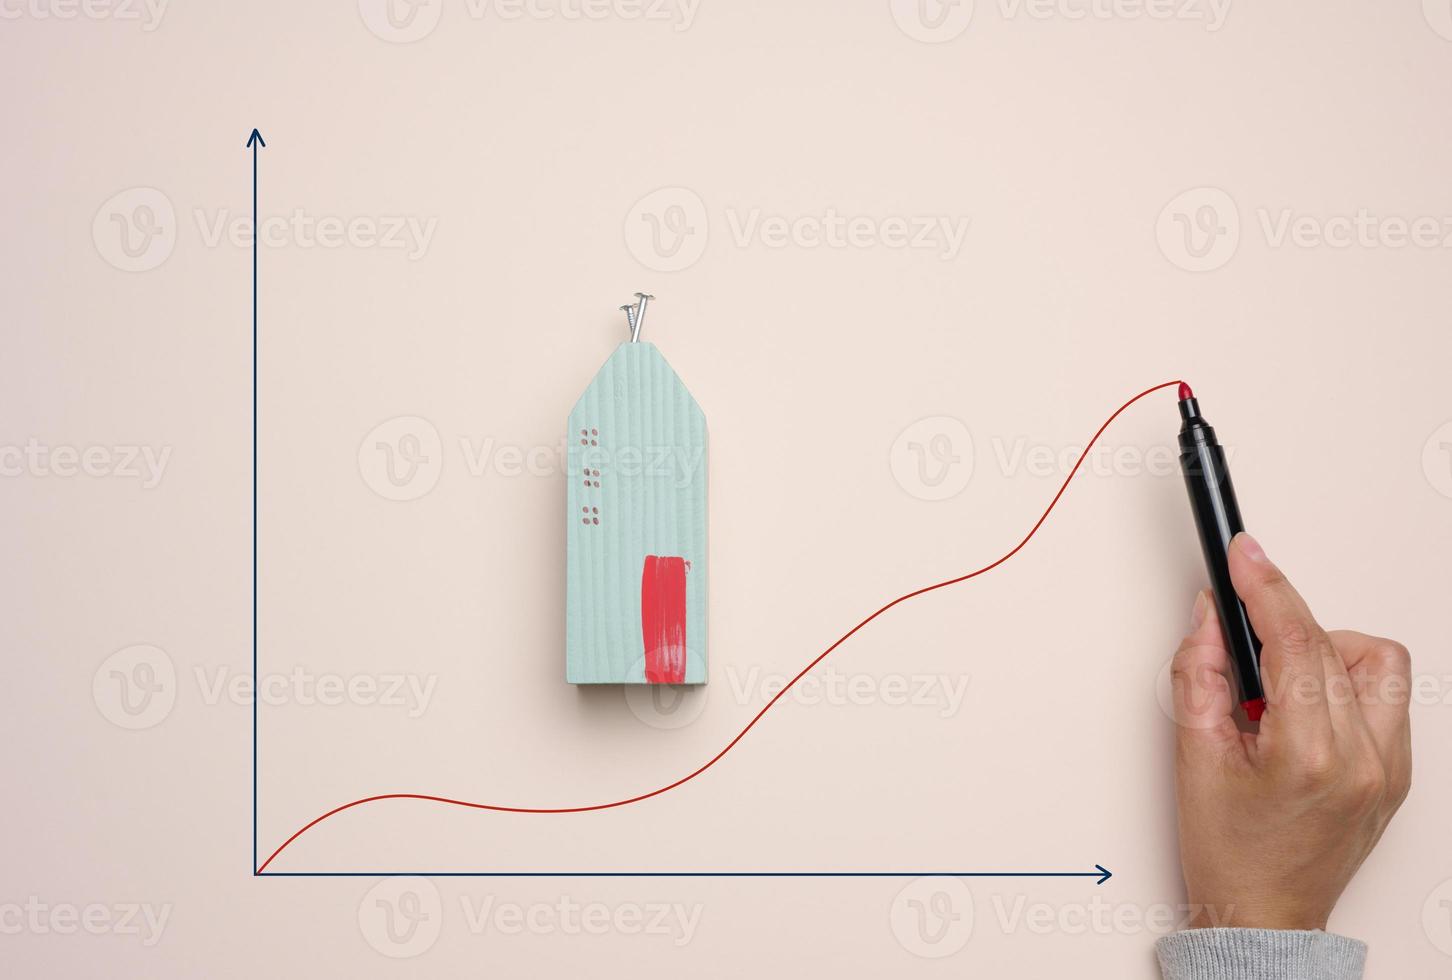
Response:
[[566, 341, 707, 684]]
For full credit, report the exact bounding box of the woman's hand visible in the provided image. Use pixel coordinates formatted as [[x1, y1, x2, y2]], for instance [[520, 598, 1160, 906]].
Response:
[[1168, 532, 1412, 931]]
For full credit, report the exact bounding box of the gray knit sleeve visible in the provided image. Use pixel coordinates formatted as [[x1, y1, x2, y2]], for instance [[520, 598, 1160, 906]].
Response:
[[1155, 928, 1366, 980]]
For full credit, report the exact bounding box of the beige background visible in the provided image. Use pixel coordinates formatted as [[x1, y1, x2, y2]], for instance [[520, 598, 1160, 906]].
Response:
[[5, 1, 1452, 976]]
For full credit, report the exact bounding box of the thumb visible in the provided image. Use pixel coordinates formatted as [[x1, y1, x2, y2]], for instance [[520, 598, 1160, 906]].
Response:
[[1171, 590, 1250, 763]]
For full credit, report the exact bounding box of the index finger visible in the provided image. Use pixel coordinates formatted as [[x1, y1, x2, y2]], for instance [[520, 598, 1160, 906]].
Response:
[[1326, 629, 1413, 766]]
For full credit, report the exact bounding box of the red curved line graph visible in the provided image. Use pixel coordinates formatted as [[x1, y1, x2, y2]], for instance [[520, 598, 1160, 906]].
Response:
[[256, 380, 1182, 873]]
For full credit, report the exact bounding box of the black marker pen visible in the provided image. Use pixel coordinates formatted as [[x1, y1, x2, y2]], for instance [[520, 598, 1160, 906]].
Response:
[[1177, 382, 1265, 720]]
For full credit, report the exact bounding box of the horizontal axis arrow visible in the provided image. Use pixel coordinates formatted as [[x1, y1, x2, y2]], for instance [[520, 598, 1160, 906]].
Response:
[[257, 866, 1113, 884]]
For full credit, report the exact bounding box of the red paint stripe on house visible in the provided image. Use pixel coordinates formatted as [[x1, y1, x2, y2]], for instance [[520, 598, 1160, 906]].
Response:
[[641, 555, 687, 684]]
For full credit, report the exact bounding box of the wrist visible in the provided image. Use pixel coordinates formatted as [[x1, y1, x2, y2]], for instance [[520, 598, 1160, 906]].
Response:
[[1186, 898, 1330, 932]]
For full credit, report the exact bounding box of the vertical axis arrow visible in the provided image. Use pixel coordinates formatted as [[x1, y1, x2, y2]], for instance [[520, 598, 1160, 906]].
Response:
[[247, 127, 265, 877]]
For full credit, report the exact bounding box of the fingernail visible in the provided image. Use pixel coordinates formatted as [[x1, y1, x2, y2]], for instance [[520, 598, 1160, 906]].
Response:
[[1235, 532, 1268, 563], [1190, 590, 1209, 631]]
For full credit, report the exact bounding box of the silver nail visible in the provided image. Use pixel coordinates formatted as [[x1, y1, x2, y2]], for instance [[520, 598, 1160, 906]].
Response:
[[632, 292, 654, 342]]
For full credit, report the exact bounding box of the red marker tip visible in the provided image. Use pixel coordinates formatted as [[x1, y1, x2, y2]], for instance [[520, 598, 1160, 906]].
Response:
[[1242, 697, 1265, 722], [1178, 382, 1194, 401]]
